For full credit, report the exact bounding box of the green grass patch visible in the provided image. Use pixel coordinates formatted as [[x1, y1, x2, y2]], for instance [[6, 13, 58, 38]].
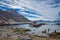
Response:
[[13, 28, 31, 34]]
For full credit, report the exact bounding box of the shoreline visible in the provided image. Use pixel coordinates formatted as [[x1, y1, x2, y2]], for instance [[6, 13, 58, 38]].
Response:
[[0, 26, 60, 40]]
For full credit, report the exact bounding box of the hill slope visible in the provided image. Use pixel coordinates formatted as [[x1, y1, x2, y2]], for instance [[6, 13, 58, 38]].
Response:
[[0, 9, 30, 22]]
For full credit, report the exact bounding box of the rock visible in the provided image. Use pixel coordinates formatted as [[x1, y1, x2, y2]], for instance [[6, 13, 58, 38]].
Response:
[[27, 38, 33, 40], [18, 38, 26, 40]]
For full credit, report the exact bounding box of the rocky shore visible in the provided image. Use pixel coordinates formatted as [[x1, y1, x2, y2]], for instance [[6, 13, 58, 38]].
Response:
[[0, 26, 60, 40]]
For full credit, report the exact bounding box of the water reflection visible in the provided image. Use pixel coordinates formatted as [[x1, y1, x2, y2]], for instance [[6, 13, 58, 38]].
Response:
[[0, 23, 60, 36]]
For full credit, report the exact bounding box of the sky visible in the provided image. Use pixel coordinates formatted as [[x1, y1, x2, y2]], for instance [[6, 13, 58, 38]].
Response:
[[0, 0, 60, 21]]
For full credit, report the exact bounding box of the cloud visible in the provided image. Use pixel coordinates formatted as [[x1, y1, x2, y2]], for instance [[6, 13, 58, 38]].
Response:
[[0, 0, 60, 21], [19, 12, 41, 18]]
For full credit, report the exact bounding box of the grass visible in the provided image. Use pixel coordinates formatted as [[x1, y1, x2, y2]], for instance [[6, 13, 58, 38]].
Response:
[[0, 27, 31, 40], [13, 28, 30, 34], [0, 27, 60, 40]]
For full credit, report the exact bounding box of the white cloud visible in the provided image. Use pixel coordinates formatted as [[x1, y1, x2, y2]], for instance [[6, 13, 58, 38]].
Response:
[[0, 0, 60, 21]]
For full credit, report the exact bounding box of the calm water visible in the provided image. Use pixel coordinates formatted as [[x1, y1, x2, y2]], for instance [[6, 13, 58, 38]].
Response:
[[16, 24, 60, 32], [16, 24, 60, 36], [0, 23, 60, 36]]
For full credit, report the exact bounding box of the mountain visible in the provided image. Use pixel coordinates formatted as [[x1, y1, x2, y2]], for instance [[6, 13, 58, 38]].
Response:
[[36, 20, 51, 22], [36, 19, 60, 22], [0, 1, 42, 21], [0, 9, 30, 22], [0, 0, 60, 21]]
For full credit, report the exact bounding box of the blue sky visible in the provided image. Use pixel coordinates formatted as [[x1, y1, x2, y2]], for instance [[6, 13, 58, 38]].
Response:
[[0, 0, 60, 21]]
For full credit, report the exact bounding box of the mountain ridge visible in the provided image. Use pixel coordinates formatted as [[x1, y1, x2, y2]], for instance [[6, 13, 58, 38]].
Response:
[[0, 9, 30, 23]]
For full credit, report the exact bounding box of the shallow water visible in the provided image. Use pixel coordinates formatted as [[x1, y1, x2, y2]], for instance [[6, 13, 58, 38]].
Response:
[[13, 23, 60, 36], [0, 23, 60, 36]]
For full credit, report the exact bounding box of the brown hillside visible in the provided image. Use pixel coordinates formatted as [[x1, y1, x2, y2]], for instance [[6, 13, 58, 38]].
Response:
[[0, 9, 30, 23]]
